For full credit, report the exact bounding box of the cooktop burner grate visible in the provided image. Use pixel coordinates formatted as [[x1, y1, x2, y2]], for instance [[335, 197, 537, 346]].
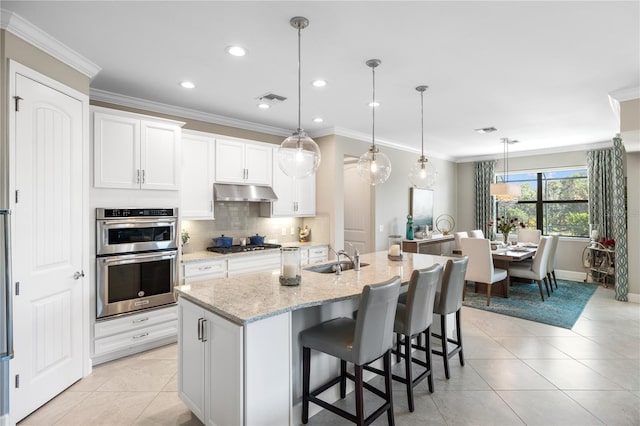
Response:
[[206, 243, 281, 254]]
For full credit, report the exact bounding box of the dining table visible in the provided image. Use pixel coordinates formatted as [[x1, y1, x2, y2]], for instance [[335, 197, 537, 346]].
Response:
[[489, 243, 537, 297]]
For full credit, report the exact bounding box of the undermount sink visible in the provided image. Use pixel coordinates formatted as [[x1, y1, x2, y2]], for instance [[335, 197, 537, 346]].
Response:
[[305, 261, 370, 274]]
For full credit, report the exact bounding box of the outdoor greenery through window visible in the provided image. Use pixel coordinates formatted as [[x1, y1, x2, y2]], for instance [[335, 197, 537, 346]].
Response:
[[495, 169, 589, 237]]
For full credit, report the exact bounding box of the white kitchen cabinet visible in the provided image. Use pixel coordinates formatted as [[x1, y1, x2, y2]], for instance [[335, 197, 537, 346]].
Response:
[[93, 107, 184, 190], [178, 298, 243, 426], [227, 251, 280, 277], [261, 147, 316, 217], [215, 138, 272, 185], [93, 305, 178, 365], [181, 131, 216, 219], [183, 258, 227, 283]]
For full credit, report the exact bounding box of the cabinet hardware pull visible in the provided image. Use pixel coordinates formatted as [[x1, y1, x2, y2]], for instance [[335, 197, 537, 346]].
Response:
[[142, 169, 146, 184], [199, 266, 213, 271], [197, 318, 202, 341], [132, 317, 149, 323], [136, 169, 141, 184], [201, 319, 208, 342], [132, 332, 149, 340], [73, 271, 85, 280]]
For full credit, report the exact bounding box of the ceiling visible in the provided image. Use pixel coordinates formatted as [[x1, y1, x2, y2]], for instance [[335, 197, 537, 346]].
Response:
[[3, 1, 639, 162]]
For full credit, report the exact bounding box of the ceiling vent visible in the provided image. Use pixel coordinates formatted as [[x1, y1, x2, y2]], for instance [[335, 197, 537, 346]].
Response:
[[258, 92, 287, 103]]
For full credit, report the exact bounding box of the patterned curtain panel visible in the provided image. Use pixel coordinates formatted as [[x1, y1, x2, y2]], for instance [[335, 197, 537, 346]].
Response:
[[587, 141, 628, 301], [474, 161, 495, 238], [611, 137, 628, 301], [586, 148, 614, 241]]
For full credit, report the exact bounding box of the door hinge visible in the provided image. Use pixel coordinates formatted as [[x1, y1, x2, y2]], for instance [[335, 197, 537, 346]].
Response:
[[15, 374, 19, 388], [15, 190, 19, 204], [15, 282, 19, 296], [13, 96, 23, 112]]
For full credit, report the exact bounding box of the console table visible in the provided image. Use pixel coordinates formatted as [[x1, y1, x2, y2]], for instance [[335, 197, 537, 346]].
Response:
[[403, 234, 454, 255]]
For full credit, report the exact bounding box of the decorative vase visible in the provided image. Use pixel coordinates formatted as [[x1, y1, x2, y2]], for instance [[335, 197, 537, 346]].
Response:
[[406, 215, 414, 240], [502, 233, 509, 246]]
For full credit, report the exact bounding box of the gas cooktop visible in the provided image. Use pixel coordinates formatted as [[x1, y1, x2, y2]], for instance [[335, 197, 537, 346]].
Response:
[[207, 243, 282, 254]]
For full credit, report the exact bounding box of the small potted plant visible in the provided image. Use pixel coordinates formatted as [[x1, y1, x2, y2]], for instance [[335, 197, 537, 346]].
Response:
[[181, 229, 190, 254]]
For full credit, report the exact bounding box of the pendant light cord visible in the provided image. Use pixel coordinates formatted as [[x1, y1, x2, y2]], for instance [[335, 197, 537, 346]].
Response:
[[371, 65, 376, 150], [420, 90, 424, 157], [297, 25, 302, 132]]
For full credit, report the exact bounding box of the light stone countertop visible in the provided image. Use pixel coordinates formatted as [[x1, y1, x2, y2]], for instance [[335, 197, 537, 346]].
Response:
[[175, 251, 453, 325]]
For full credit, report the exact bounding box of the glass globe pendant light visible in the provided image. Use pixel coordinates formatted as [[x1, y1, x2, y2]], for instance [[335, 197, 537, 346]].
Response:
[[278, 16, 321, 178], [409, 85, 437, 188], [357, 59, 391, 186]]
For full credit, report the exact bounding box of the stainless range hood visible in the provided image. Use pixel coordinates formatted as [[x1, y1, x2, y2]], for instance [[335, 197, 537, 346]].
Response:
[[214, 183, 278, 202]]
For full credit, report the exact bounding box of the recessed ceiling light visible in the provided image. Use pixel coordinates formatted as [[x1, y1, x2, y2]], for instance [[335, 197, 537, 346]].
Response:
[[368, 101, 380, 108], [226, 45, 246, 57], [312, 79, 327, 88], [475, 126, 498, 133], [257, 103, 270, 109], [180, 81, 195, 89], [313, 117, 323, 123]]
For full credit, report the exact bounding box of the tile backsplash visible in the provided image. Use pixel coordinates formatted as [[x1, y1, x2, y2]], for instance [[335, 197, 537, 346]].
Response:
[[181, 202, 306, 253]]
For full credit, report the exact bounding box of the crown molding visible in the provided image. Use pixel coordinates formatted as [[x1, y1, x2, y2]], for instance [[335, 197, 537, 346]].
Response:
[[90, 88, 291, 137], [455, 140, 615, 163], [0, 9, 101, 78], [609, 86, 640, 102]]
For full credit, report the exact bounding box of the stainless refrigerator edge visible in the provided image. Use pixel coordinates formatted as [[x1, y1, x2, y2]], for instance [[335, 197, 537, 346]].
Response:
[[0, 210, 13, 425]]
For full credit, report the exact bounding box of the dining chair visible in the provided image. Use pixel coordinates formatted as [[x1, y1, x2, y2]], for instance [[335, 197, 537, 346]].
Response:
[[546, 234, 560, 290], [431, 257, 469, 380], [373, 265, 442, 412], [509, 236, 551, 301], [469, 229, 485, 238], [517, 228, 542, 244], [301, 277, 401, 425], [453, 231, 468, 255], [460, 237, 507, 306]]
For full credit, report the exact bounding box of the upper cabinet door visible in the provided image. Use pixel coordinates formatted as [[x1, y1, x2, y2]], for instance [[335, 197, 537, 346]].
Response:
[[294, 175, 316, 216], [181, 131, 216, 219], [215, 139, 246, 183], [244, 143, 272, 185], [94, 111, 140, 189], [140, 120, 181, 190], [214, 139, 273, 185]]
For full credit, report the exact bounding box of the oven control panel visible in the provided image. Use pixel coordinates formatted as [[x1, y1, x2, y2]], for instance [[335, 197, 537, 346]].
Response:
[[97, 208, 177, 219]]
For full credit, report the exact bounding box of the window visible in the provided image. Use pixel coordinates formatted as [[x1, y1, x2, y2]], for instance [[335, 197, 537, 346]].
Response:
[[495, 169, 589, 237]]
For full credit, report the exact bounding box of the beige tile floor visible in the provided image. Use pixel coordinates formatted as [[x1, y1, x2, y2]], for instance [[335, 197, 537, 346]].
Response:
[[18, 285, 640, 425]]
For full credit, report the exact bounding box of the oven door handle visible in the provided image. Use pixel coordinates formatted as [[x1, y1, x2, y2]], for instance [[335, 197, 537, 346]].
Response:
[[99, 219, 176, 228], [99, 251, 177, 266]]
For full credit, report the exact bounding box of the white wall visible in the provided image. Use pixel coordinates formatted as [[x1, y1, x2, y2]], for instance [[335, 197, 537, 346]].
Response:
[[312, 134, 457, 254]]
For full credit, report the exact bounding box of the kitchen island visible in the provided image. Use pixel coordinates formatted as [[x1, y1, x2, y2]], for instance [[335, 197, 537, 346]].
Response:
[[175, 251, 453, 425]]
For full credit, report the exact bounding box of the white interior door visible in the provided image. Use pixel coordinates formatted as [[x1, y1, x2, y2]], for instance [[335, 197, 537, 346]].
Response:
[[10, 71, 85, 422], [344, 157, 372, 254]]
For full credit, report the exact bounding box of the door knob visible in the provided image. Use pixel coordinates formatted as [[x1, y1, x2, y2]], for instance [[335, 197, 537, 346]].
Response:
[[73, 271, 85, 280]]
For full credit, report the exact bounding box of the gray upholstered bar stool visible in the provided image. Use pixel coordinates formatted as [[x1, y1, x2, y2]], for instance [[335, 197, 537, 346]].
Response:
[[385, 264, 442, 412], [301, 276, 401, 426], [431, 257, 469, 379]]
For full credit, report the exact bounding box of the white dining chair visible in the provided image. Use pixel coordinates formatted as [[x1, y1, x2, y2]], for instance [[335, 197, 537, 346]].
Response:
[[509, 236, 551, 301], [460, 237, 508, 306], [517, 228, 542, 244], [546, 234, 560, 290], [453, 231, 468, 254], [469, 229, 485, 238]]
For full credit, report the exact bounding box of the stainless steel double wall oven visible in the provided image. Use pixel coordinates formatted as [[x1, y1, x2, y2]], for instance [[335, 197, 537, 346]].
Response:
[[96, 208, 178, 319]]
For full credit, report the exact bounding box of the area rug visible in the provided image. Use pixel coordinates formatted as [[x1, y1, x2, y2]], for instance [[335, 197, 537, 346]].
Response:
[[462, 279, 599, 329]]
